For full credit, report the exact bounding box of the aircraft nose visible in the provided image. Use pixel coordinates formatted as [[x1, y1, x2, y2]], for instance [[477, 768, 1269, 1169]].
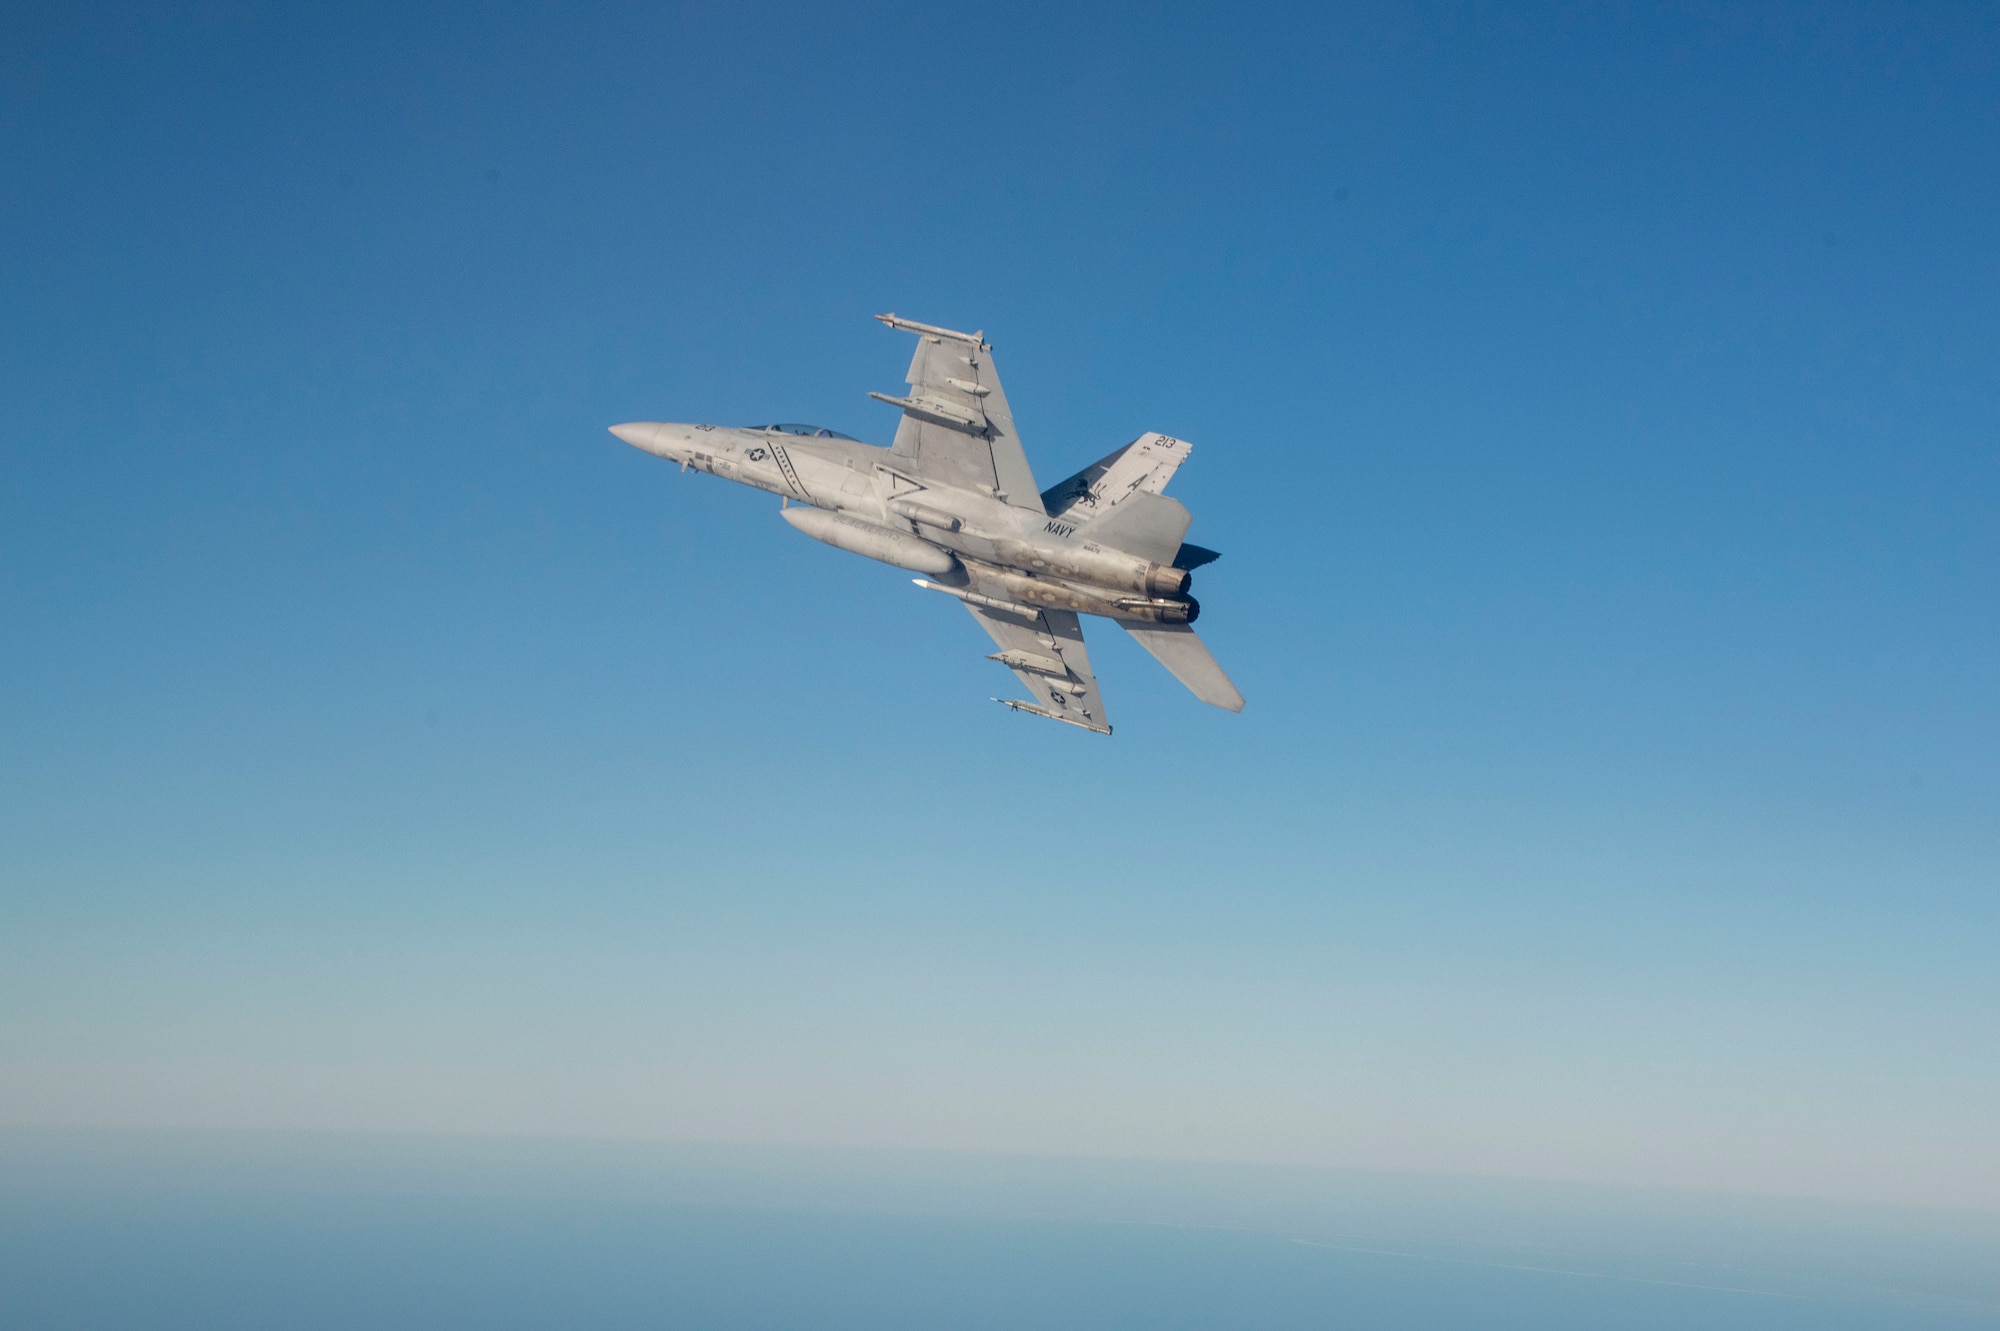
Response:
[[610, 421, 663, 450]]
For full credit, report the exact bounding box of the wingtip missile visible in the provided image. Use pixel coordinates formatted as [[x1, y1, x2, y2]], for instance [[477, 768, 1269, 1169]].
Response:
[[875, 312, 986, 347], [992, 698, 1112, 735]]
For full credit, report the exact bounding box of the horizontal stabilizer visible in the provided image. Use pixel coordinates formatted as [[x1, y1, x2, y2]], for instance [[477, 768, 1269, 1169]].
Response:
[[1175, 542, 1222, 570], [1118, 621, 1245, 712]]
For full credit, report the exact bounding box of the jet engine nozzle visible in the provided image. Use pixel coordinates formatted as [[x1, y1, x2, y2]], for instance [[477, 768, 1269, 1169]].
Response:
[[1144, 565, 1193, 597]]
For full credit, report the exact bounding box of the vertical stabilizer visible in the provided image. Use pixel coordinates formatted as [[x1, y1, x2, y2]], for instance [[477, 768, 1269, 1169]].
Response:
[[1080, 491, 1192, 565], [1118, 621, 1245, 712], [1040, 432, 1192, 519]]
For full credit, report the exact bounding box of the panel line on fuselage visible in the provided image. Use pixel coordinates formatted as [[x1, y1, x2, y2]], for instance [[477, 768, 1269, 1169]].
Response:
[[769, 442, 810, 500]]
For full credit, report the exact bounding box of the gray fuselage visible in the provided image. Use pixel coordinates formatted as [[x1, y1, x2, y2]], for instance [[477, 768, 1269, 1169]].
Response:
[[611, 421, 1197, 623]]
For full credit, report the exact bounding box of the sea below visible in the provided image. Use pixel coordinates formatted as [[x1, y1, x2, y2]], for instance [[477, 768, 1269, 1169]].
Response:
[[4, 1132, 1996, 1330]]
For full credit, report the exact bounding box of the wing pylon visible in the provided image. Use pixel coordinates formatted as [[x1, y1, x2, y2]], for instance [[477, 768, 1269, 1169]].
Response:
[[963, 601, 1110, 734], [873, 314, 1044, 512]]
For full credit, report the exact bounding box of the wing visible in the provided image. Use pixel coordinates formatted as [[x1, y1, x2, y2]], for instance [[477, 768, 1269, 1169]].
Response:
[[870, 314, 1045, 513], [964, 603, 1111, 734]]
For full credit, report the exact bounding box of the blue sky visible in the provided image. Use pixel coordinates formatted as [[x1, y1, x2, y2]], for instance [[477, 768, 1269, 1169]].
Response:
[[2, 1, 1996, 1210]]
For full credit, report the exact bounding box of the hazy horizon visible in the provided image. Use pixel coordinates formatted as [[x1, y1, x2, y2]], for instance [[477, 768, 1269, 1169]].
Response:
[[7, 1127, 1999, 1328]]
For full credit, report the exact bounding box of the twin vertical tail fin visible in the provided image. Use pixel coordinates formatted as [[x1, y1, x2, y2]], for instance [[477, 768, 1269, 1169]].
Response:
[[1044, 432, 1198, 567], [1039, 432, 1192, 520], [1047, 432, 1244, 712]]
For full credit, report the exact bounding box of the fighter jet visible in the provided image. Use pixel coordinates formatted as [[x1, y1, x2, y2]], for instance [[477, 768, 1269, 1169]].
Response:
[[610, 314, 1243, 734]]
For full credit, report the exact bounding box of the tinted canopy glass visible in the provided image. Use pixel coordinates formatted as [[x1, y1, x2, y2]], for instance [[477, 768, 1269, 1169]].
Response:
[[756, 423, 859, 440]]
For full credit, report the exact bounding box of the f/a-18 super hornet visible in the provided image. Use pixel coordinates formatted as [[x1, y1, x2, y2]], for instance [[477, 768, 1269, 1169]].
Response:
[[609, 314, 1242, 734]]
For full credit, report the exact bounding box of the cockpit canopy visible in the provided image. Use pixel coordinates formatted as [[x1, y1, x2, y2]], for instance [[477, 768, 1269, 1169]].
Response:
[[755, 423, 859, 440]]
